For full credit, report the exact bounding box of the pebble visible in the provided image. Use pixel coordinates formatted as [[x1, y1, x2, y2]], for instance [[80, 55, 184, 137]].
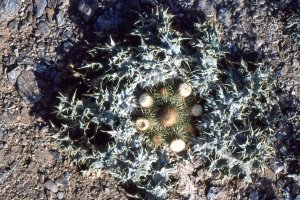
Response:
[[47, 0, 57, 8], [17, 70, 41, 105], [33, 64, 46, 73], [206, 187, 219, 200], [55, 176, 68, 186], [37, 21, 51, 35], [248, 191, 258, 200], [7, 65, 24, 85], [0, 0, 21, 21], [0, 36, 5, 44], [77, 0, 99, 21], [7, 19, 17, 31], [57, 192, 64, 199], [34, 0, 47, 18], [50, 150, 62, 160], [217, 8, 231, 25], [38, 42, 45, 50], [64, 172, 70, 179], [56, 10, 64, 26], [63, 42, 73, 52], [93, 14, 119, 34], [0, 172, 5, 181], [22, 183, 29, 195], [44, 180, 58, 193]]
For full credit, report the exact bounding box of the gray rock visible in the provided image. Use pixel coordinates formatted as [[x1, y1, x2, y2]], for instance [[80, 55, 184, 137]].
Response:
[[34, 0, 47, 18], [64, 172, 70, 179], [249, 191, 259, 200], [7, 65, 23, 85], [33, 64, 46, 73], [217, 8, 231, 25], [17, 70, 41, 105], [0, 0, 21, 21], [47, 0, 56, 8], [0, 35, 5, 44], [7, 19, 17, 30], [37, 21, 50, 35], [93, 14, 119, 34], [63, 42, 73, 52], [56, 10, 64, 26], [13, 48, 18, 57], [77, 0, 98, 21], [0, 172, 5, 181], [50, 150, 62, 160], [207, 187, 219, 200], [38, 42, 45, 49], [44, 180, 58, 193], [61, 29, 72, 41], [57, 192, 64, 199], [55, 176, 68, 186], [196, 1, 216, 17], [22, 183, 29, 195], [283, 184, 293, 200], [58, 0, 69, 9]]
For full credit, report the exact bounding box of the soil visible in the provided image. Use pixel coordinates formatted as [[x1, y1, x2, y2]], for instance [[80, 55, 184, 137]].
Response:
[[0, 0, 299, 199]]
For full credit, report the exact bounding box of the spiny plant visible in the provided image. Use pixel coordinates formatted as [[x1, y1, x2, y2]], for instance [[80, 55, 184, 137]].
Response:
[[52, 5, 280, 199], [287, 2, 300, 45], [133, 81, 202, 152], [192, 59, 280, 182]]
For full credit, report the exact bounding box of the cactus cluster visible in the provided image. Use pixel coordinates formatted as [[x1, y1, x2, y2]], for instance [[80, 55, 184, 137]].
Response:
[[134, 82, 202, 152], [52, 6, 280, 198]]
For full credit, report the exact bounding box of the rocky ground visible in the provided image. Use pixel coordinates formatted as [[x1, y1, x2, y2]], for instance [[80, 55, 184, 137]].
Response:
[[0, 0, 299, 199]]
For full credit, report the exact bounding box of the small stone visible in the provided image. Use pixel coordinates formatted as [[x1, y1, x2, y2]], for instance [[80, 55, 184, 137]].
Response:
[[22, 183, 29, 195], [93, 14, 119, 34], [58, 0, 69, 9], [33, 64, 46, 73], [217, 8, 230, 25], [50, 150, 62, 160], [0, 36, 5, 44], [0, 172, 6, 181], [63, 42, 73, 52], [78, 0, 99, 21], [0, 0, 21, 21], [207, 187, 219, 200], [55, 176, 68, 186], [104, 187, 110, 193], [44, 180, 58, 193], [17, 70, 41, 105], [7, 19, 17, 31], [47, 0, 56, 8], [249, 191, 259, 200], [7, 65, 24, 85], [13, 48, 18, 57], [37, 21, 50, 35], [38, 42, 45, 49], [34, 0, 47, 18], [56, 10, 64, 26], [64, 172, 70, 179], [57, 192, 64, 199], [37, 192, 44, 199], [61, 30, 72, 41]]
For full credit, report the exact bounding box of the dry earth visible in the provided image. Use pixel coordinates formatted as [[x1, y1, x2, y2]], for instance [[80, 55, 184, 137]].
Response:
[[0, 0, 299, 199]]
